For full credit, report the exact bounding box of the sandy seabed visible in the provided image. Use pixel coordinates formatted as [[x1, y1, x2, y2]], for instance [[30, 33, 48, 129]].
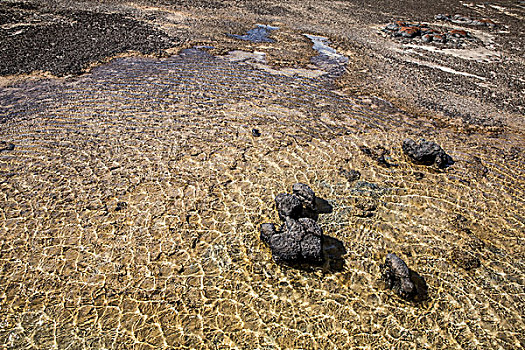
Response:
[[1, 1, 524, 349]]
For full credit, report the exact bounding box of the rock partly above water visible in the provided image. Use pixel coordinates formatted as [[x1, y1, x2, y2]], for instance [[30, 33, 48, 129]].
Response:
[[402, 138, 454, 168], [380, 253, 428, 301], [260, 183, 333, 265]]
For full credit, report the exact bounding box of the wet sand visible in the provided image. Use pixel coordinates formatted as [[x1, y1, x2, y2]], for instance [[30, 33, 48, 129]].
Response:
[[1, 0, 524, 349]]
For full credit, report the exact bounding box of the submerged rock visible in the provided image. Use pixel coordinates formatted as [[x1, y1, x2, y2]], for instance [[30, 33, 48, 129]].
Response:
[[381, 253, 428, 301], [450, 247, 480, 270], [261, 217, 323, 264], [0, 141, 15, 152], [402, 138, 454, 168], [339, 168, 361, 182]]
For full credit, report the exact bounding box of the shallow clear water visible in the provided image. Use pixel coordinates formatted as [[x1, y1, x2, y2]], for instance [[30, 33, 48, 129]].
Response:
[[0, 49, 524, 349]]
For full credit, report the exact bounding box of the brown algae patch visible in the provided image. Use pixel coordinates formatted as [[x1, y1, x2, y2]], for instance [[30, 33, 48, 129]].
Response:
[[0, 48, 524, 349]]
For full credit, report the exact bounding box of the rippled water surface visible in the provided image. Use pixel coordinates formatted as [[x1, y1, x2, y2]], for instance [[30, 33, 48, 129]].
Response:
[[0, 49, 524, 349]]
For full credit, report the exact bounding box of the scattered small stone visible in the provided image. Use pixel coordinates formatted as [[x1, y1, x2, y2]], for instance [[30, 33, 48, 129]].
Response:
[[380, 253, 428, 301], [450, 247, 480, 270], [339, 168, 361, 182], [402, 138, 454, 168], [0, 141, 15, 152], [413, 171, 424, 180], [435, 14, 497, 28], [360, 145, 393, 167], [382, 20, 480, 48], [252, 128, 261, 137], [115, 201, 128, 211], [261, 183, 333, 265], [293, 183, 316, 210], [353, 197, 378, 217]]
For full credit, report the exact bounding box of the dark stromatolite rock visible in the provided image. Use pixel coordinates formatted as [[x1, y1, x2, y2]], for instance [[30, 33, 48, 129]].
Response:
[[262, 183, 332, 265], [435, 14, 496, 27], [275, 193, 303, 220], [381, 253, 428, 301], [382, 20, 480, 48], [293, 183, 316, 210], [269, 218, 304, 263], [402, 138, 454, 168]]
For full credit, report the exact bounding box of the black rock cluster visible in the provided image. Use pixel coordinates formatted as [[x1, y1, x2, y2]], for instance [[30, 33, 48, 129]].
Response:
[[260, 183, 333, 265], [402, 138, 454, 168], [380, 253, 428, 301]]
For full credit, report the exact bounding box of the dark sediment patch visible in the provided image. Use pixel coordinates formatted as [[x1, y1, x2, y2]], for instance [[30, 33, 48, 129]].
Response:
[[0, 6, 176, 76]]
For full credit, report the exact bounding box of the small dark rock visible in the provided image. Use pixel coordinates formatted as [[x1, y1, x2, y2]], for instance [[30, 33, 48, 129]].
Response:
[[450, 247, 480, 270], [115, 201, 128, 211], [413, 171, 424, 180], [360, 145, 393, 167], [402, 138, 454, 168], [354, 197, 378, 217], [252, 128, 261, 137], [433, 34, 447, 43], [292, 183, 316, 210], [380, 253, 428, 301], [422, 34, 433, 43], [449, 29, 468, 38], [275, 193, 303, 220], [0, 141, 15, 152]]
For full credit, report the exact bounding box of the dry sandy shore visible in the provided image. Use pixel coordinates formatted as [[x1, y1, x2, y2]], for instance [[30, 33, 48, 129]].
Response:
[[0, 1, 524, 349], [1, 0, 524, 128]]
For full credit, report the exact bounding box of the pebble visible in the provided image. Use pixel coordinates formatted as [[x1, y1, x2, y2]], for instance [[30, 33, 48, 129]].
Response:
[[0, 141, 15, 152]]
